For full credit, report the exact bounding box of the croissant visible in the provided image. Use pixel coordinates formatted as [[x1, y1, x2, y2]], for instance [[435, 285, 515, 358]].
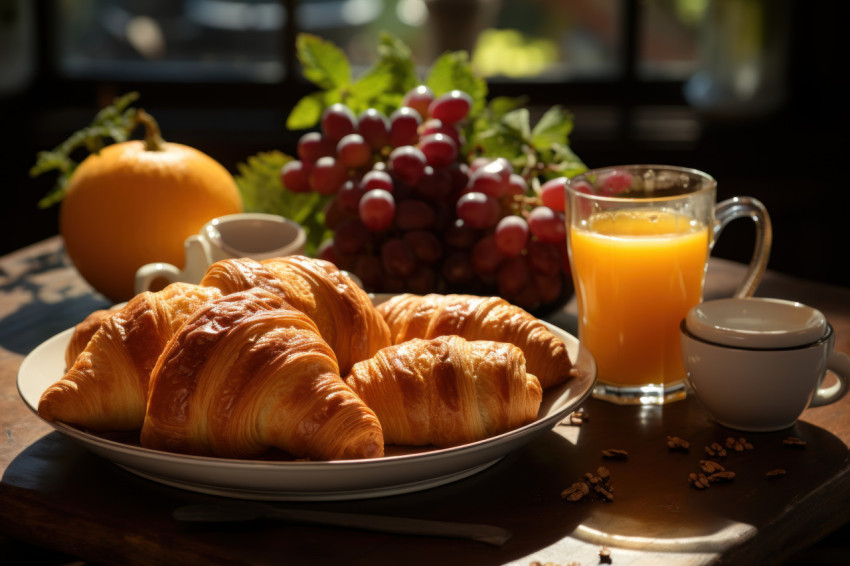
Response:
[[64, 307, 113, 369], [199, 255, 391, 375], [141, 288, 384, 461], [376, 293, 575, 389], [38, 283, 223, 431], [345, 335, 542, 448]]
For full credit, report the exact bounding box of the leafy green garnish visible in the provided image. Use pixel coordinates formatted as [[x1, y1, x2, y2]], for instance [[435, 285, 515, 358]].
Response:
[[30, 92, 141, 208]]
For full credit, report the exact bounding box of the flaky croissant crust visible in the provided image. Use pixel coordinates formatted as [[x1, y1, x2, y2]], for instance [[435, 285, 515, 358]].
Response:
[[377, 293, 574, 389], [38, 282, 223, 431], [141, 288, 384, 461], [346, 335, 542, 448], [200, 255, 391, 375]]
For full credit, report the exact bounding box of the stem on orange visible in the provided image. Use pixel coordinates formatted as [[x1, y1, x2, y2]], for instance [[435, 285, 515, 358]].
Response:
[[135, 109, 166, 151]]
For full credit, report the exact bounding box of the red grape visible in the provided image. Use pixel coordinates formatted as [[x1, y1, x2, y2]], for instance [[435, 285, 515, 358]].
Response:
[[359, 169, 394, 193], [419, 118, 462, 147], [309, 156, 348, 195], [456, 192, 500, 229], [337, 179, 366, 213], [506, 173, 528, 196], [353, 254, 384, 290], [389, 145, 427, 186], [415, 166, 453, 200], [317, 239, 343, 265], [443, 218, 479, 248], [428, 90, 472, 124], [471, 236, 505, 276], [598, 169, 633, 194], [403, 230, 443, 264], [322, 196, 346, 230], [467, 167, 508, 198], [336, 133, 372, 169], [321, 103, 357, 142], [381, 238, 416, 278], [405, 265, 437, 295], [493, 215, 529, 257], [389, 107, 422, 148], [526, 239, 563, 276], [357, 108, 390, 150], [402, 85, 435, 121], [332, 218, 370, 256], [441, 250, 475, 285], [280, 160, 312, 193], [419, 133, 458, 168], [358, 188, 396, 231], [533, 271, 564, 304], [527, 206, 566, 243], [497, 256, 530, 298], [395, 199, 436, 231], [468, 156, 491, 172], [297, 132, 335, 163], [448, 162, 470, 191], [540, 176, 567, 212]]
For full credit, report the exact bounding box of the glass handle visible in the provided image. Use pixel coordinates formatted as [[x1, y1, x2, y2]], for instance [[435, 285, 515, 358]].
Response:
[[712, 196, 773, 298]]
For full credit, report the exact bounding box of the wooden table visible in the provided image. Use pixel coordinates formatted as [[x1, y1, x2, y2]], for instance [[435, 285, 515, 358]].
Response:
[[2, 237, 850, 566]]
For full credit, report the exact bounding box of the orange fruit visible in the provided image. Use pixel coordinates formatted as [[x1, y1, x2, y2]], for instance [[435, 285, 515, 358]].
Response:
[[60, 139, 242, 302]]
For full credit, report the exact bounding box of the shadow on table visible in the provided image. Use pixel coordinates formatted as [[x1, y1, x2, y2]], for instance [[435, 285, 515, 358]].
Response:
[[0, 247, 109, 355]]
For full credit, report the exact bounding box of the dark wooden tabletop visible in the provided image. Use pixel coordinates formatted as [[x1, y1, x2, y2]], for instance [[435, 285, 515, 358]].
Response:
[[2, 237, 850, 566]]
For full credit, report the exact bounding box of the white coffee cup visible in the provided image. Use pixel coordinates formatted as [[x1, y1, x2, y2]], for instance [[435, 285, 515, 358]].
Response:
[[134, 213, 306, 294], [680, 297, 850, 432]]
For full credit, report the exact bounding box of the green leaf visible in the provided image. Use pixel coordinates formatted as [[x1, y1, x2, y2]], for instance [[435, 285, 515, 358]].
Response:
[[531, 106, 574, 153], [296, 34, 351, 90], [286, 93, 327, 131], [501, 108, 533, 141], [348, 68, 396, 114], [547, 143, 587, 178]]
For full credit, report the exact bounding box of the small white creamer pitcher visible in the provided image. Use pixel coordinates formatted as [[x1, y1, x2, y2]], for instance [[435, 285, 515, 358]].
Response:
[[134, 213, 306, 294]]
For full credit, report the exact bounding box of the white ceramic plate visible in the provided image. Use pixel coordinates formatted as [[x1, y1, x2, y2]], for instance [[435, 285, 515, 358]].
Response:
[[17, 322, 596, 501]]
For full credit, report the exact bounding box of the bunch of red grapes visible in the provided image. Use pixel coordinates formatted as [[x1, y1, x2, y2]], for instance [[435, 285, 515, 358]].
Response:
[[281, 86, 572, 311]]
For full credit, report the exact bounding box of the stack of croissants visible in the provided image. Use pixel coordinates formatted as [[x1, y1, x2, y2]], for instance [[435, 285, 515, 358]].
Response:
[[38, 256, 576, 461]]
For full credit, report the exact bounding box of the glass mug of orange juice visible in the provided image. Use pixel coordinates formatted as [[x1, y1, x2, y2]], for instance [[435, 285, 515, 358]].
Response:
[[565, 165, 772, 405]]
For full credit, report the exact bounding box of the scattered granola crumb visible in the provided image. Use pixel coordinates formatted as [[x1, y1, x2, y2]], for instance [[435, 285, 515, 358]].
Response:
[[560, 408, 589, 426], [704, 442, 727, 458], [601, 448, 628, 460], [782, 437, 807, 448], [562, 468, 614, 502], [766, 468, 787, 479], [707, 470, 736, 483], [667, 435, 690, 451], [699, 459, 725, 474]]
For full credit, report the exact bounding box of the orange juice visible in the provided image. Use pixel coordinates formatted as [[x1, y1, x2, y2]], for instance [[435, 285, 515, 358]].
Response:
[[569, 209, 710, 386]]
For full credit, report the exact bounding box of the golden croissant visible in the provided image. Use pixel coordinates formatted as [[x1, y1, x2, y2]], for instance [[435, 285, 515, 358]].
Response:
[[376, 293, 574, 389], [141, 288, 384, 461], [38, 283, 223, 431], [345, 335, 542, 448], [64, 307, 114, 369], [200, 255, 391, 375]]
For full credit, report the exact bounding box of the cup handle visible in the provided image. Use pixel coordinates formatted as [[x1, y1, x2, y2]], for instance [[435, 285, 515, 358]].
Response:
[[134, 262, 183, 295], [810, 351, 850, 407], [712, 196, 773, 298]]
